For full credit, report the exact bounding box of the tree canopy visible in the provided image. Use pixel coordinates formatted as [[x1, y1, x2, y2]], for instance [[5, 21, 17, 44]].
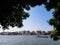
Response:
[[0, 0, 47, 29], [47, 1, 60, 36], [0, 0, 60, 38]]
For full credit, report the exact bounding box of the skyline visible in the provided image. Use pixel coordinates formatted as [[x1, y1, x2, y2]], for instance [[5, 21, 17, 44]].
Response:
[[0, 5, 54, 32]]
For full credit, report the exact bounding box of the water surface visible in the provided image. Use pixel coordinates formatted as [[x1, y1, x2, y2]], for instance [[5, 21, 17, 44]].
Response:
[[0, 35, 60, 45]]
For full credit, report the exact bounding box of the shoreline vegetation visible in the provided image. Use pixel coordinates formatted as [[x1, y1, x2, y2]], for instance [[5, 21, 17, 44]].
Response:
[[0, 31, 51, 35]]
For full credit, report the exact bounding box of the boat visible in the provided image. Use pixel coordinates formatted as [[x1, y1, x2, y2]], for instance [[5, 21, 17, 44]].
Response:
[[37, 35, 49, 38]]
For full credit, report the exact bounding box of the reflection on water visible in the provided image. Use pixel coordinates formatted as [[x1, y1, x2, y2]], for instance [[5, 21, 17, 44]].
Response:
[[0, 35, 60, 45]]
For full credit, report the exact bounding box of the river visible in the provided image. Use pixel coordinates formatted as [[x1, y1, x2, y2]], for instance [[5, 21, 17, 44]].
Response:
[[0, 35, 60, 45]]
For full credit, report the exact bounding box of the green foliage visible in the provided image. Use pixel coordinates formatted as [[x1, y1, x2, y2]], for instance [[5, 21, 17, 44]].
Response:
[[45, 0, 60, 40], [51, 30, 58, 36], [0, 0, 47, 29], [51, 30, 59, 41], [46, 1, 60, 36]]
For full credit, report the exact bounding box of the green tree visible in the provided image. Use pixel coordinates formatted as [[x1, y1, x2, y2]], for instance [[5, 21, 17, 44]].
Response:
[[45, 0, 60, 40], [46, 1, 60, 36], [0, 0, 47, 30]]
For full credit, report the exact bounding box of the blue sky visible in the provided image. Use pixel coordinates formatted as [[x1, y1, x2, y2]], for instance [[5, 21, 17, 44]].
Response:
[[0, 5, 54, 32]]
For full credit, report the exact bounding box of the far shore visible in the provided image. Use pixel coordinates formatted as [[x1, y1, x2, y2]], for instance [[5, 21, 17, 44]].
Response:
[[0, 31, 51, 35]]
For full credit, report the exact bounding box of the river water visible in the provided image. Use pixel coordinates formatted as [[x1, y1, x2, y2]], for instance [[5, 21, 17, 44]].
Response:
[[0, 35, 60, 45]]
